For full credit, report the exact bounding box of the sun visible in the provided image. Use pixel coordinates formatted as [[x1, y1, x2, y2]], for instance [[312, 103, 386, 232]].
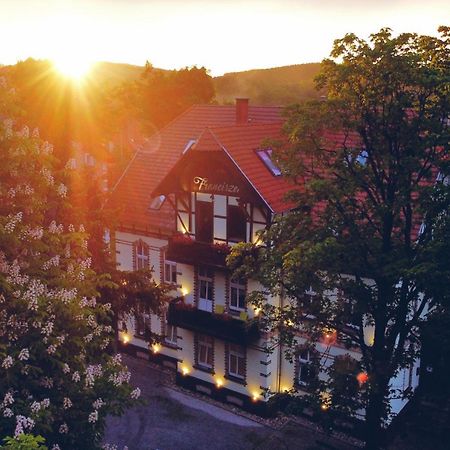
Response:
[[52, 55, 93, 80]]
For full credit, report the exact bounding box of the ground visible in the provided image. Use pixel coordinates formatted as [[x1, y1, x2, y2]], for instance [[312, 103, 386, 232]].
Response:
[[104, 355, 358, 450]]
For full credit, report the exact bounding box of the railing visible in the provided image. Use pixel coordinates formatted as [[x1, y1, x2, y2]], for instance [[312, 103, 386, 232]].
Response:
[[165, 235, 230, 269], [167, 299, 260, 345]]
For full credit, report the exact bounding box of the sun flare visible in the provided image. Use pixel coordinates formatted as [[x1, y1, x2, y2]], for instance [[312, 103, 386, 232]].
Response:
[[52, 56, 93, 80]]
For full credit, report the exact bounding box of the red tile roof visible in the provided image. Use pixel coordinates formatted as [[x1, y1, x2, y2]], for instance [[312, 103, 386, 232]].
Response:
[[206, 123, 294, 212], [111, 104, 284, 234]]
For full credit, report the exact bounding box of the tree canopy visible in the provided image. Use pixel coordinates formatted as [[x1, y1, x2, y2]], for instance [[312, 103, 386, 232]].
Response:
[[228, 27, 450, 449], [108, 63, 215, 136], [0, 79, 142, 448]]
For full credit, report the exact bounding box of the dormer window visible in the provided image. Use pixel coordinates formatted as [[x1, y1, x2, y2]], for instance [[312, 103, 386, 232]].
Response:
[[149, 195, 166, 210], [356, 149, 368, 166], [256, 149, 281, 177], [182, 139, 196, 155]]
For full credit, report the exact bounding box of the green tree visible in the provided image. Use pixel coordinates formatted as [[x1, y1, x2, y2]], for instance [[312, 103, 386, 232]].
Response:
[[1, 434, 47, 450], [228, 27, 450, 449], [110, 63, 215, 135], [0, 79, 141, 448]]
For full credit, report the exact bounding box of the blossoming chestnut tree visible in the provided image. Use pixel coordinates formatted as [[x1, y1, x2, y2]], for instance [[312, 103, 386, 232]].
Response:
[[0, 79, 141, 449]]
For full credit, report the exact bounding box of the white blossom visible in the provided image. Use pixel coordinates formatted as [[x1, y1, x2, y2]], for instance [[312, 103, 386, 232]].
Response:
[[57, 183, 68, 198], [3, 408, 13, 418], [4, 212, 23, 233], [14, 415, 35, 437], [59, 423, 69, 434], [63, 397, 72, 409], [72, 371, 80, 382], [18, 348, 29, 361], [30, 401, 41, 414], [40, 167, 54, 186], [42, 255, 60, 270], [130, 388, 141, 400], [41, 141, 53, 155], [3, 392, 14, 406], [2, 356, 13, 369], [93, 398, 104, 409], [88, 410, 98, 423]]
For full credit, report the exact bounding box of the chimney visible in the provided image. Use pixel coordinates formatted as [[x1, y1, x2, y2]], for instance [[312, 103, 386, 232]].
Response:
[[236, 98, 249, 124]]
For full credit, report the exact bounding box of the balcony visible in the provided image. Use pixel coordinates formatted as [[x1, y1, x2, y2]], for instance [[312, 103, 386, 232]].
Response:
[[167, 299, 260, 345], [165, 235, 231, 269]]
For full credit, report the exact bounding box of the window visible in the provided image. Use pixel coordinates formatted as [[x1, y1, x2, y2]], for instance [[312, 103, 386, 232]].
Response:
[[297, 349, 316, 386], [135, 310, 151, 339], [197, 334, 214, 369], [165, 323, 177, 345], [149, 195, 166, 210], [227, 205, 247, 242], [299, 286, 316, 310], [198, 267, 213, 312], [356, 149, 368, 166], [84, 153, 95, 167], [230, 278, 246, 311], [182, 139, 196, 155], [164, 259, 177, 284], [196, 200, 213, 243], [135, 240, 149, 270], [228, 344, 246, 379], [256, 149, 281, 176]]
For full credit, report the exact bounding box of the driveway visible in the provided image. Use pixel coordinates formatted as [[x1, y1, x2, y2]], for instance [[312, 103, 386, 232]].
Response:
[[104, 355, 357, 450]]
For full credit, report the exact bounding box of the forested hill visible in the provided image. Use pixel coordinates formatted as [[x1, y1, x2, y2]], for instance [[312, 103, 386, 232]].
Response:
[[214, 63, 322, 105], [91, 61, 323, 105], [0, 60, 322, 105]]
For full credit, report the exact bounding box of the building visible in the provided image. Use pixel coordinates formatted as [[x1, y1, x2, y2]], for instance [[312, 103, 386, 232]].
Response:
[[111, 99, 420, 417]]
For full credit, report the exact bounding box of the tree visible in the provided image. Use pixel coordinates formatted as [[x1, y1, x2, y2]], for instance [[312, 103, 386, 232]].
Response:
[[228, 27, 450, 449], [110, 63, 215, 135], [0, 79, 141, 448], [1, 434, 47, 450]]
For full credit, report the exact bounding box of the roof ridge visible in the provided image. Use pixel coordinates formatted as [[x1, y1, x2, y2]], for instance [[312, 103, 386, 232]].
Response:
[[143, 103, 203, 142], [210, 121, 282, 131], [194, 126, 225, 151], [109, 150, 140, 194], [208, 127, 274, 213]]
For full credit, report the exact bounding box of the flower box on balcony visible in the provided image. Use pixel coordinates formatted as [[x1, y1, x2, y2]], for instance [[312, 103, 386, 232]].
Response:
[[166, 235, 231, 269], [167, 299, 260, 344]]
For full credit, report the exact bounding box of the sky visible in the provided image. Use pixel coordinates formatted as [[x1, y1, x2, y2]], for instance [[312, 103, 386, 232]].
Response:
[[0, 0, 449, 76]]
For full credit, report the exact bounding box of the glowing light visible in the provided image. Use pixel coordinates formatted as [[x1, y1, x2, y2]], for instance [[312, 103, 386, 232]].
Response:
[[181, 287, 189, 297], [53, 56, 93, 80], [151, 343, 161, 354], [120, 332, 130, 344], [323, 328, 337, 345], [215, 378, 224, 388], [181, 366, 190, 376], [357, 372, 369, 386], [253, 307, 261, 317], [320, 391, 330, 411], [252, 392, 259, 402]]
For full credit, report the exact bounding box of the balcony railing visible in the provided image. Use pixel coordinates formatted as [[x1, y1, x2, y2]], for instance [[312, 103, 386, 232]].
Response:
[[165, 235, 231, 269], [167, 299, 260, 345]]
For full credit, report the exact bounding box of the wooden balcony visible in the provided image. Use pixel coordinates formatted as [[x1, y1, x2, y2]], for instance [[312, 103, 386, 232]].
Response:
[[165, 235, 231, 269], [167, 299, 260, 345]]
